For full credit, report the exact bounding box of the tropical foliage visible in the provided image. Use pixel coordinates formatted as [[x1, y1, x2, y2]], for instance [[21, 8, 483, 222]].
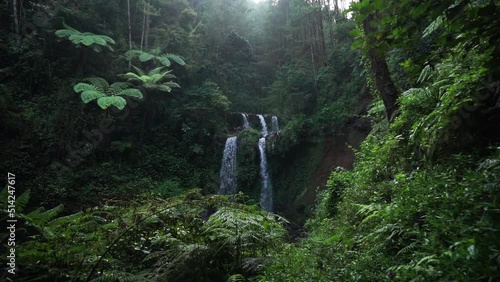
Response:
[[74, 77, 143, 110], [55, 23, 115, 52]]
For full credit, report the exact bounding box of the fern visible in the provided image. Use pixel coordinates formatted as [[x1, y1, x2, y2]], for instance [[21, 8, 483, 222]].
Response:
[[125, 48, 186, 67], [0, 186, 30, 213], [122, 66, 180, 92], [73, 77, 143, 110], [55, 22, 115, 52], [227, 274, 246, 282]]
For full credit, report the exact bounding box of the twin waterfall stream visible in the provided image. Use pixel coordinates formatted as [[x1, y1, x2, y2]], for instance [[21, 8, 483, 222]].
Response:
[[219, 114, 278, 212]]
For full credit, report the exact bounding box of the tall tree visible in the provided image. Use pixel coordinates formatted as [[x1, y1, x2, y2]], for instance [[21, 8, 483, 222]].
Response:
[[361, 3, 399, 121]]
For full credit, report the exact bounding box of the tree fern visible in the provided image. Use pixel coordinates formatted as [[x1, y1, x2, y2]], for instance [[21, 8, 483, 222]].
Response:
[[125, 48, 186, 67], [122, 66, 180, 92], [55, 22, 115, 52], [73, 77, 143, 110]]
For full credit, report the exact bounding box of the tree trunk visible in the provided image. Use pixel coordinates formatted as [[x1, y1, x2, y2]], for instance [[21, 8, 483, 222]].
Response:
[[315, 0, 326, 65], [145, 11, 150, 50], [12, 0, 20, 45], [140, 2, 146, 51], [363, 12, 399, 121], [127, 0, 132, 69]]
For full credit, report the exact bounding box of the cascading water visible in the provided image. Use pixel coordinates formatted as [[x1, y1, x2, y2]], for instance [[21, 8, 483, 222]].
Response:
[[258, 137, 273, 212], [219, 136, 238, 195], [257, 114, 268, 137], [241, 113, 251, 129], [271, 116, 279, 133]]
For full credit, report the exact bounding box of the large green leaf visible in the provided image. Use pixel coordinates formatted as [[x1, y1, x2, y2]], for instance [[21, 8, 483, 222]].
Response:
[[139, 53, 155, 62], [80, 90, 105, 103], [154, 85, 172, 92], [54, 23, 115, 52], [118, 89, 143, 99], [109, 82, 132, 94], [149, 66, 165, 76], [163, 81, 181, 88], [55, 29, 77, 38], [73, 83, 98, 93], [97, 96, 127, 110], [165, 53, 186, 66], [158, 56, 172, 67], [85, 77, 110, 90], [125, 50, 143, 60]]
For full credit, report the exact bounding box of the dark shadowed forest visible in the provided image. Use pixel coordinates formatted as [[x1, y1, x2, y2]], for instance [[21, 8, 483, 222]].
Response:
[[1, 0, 499, 281]]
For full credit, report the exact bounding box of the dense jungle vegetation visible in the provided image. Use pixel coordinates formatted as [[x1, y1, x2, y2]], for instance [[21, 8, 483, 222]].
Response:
[[1, 0, 499, 281]]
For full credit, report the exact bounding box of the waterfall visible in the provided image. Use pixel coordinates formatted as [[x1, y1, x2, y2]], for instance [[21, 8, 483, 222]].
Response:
[[219, 136, 238, 195], [257, 114, 268, 137], [271, 116, 279, 133], [258, 137, 273, 212], [241, 113, 251, 129]]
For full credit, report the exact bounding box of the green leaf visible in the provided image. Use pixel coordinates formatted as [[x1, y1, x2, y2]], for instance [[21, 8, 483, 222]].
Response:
[[165, 53, 186, 66], [163, 81, 181, 88], [351, 38, 364, 50], [139, 53, 155, 62], [81, 90, 105, 103], [118, 89, 143, 99], [154, 85, 172, 92], [55, 29, 76, 38], [85, 77, 110, 90], [97, 96, 127, 110], [349, 28, 363, 37], [158, 57, 172, 67], [74, 83, 97, 93]]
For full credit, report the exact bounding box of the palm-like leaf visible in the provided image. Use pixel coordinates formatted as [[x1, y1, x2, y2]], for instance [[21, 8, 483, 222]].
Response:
[[125, 49, 186, 67], [73, 77, 142, 110], [123, 66, 180, 92], [55, 23, 115, 52], [97, 96, 127, 110]]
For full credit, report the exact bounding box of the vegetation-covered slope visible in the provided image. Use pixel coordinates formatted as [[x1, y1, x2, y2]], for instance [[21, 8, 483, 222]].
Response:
[[261, 0, 500, 281]]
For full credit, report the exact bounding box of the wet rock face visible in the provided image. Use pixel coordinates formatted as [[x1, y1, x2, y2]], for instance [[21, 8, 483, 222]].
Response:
[[272, 114, 371, 226]]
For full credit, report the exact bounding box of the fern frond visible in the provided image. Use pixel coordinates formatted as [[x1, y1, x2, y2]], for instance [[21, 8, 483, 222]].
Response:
[[165, 53, 186, 66], [139, 52, 155, 62], [81, 90, 106, 103], [47, 211, 84, 228], [149, 66, 165, 76], [24, 204, 64, 229], [227, 274, 245, 282], [423, 15, 443, 38], [153, 85, 172, 92], [118, 88, 143, 99], [109, 82, 131, 95], [417, 64, 433, 83], [163, 81, 181, 88], [125, 50, 144, 60], [132, 65, 146, 76], [123, 72, 143, 82], [55, 29, 77, 38], [85, 77, 110, 91], [16, 189, 30, 213], [397, 241, 420, 256], [158, 56, 172, 67], [97, 96, 127, 110]]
